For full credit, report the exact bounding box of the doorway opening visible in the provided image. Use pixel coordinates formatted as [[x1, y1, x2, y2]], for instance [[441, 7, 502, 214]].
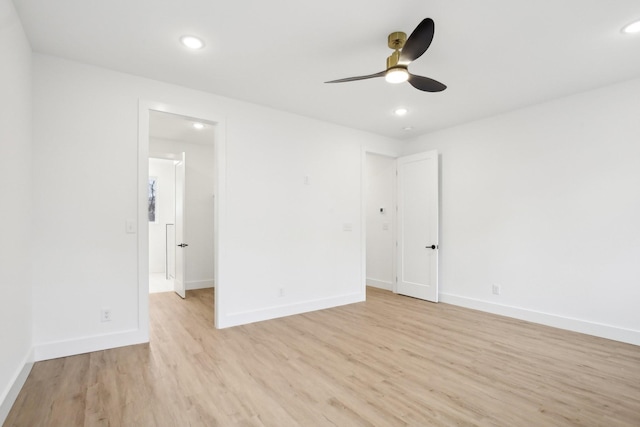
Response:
[[147, 111, 215, 299], [148, 156, 177, 293], [364, 152, 397, 293], [363, 149, 440, 302], [138, 100, 226, 332]]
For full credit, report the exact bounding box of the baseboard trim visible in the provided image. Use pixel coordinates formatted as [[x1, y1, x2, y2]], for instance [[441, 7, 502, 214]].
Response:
[[366, 278, 393, 291], [34, 328, 149, 362], [440, 293, 640, 346], [186, 279, 214, 290], [0, 348, 34, 425], [219, 291, 365, 329]]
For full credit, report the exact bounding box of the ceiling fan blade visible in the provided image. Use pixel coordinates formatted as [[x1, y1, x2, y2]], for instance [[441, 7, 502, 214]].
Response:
[[399, 18, 435, 64], [408, 74, 447, 92], [325, 71, 386, 84]]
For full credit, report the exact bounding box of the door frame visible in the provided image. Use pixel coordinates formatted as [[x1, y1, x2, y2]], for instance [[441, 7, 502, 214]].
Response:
[[138, 100, 227, 332], [173, 152, 186, 299]]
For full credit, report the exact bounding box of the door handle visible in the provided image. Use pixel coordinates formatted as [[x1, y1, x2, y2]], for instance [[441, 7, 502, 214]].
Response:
[[426, 245, 438, 249], [177, 243, 189, 248]]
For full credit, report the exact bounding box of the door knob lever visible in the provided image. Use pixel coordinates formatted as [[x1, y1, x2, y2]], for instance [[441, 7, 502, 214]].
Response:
[[177, 243, 189, 248], [426, 244, 438, 249]]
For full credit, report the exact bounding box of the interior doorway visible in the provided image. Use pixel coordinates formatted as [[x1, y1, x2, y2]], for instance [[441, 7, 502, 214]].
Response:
[[138, 100, 226, 330], [363, 149, 440, 302], [147, 111, 215, 299], [364, 152, 397, 292]]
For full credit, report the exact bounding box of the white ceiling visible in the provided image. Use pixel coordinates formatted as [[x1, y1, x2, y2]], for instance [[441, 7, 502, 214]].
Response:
[[149, 110, 215, 145], [13, 0, 640, 139]]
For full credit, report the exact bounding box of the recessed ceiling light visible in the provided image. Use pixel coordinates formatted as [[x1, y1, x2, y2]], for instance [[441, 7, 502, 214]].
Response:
[[180, 35, 205, 49], [622, 20, 640, 34], [403, 126, 414, 131], [193, 122, 205, 130], [394, 108, 408, 116]]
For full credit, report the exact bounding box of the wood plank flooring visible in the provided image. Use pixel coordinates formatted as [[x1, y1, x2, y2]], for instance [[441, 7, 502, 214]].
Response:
[[5, 287, 640, 426]]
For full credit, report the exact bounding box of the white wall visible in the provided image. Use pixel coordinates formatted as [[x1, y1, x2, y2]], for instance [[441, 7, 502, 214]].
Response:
[[150, 138, 215, 289], [401, 77, 640, 345], [31, 54, 399, 359], [0, 0, 33, 421], [365, 153, 396, 290], [148, 158, 176, 274]]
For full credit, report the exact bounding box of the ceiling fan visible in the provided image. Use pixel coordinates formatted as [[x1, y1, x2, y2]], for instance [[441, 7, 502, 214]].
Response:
[[325, 18, 446, 92]]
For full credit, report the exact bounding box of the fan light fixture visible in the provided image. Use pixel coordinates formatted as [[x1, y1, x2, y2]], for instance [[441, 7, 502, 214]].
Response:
[[325, 18, 447, 92], [180, 36, 205, 49], [622, 20, 640, 34], [385, 68, 409, 84]]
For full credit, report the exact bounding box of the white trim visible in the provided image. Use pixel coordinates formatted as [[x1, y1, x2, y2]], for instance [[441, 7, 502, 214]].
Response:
[[366, 279, 393, 291], [363, 145, 399, 158], [213, 117, 227, 329], [186, 279, 215, 290], [360, 149, 367, 297], [34, 329, 148, 362], [440, 293, 640, 346], [219, 292, 365, 329], [0, 349, 33, 425], [137, 102, 151, 344], [138, 100, 227, 330]]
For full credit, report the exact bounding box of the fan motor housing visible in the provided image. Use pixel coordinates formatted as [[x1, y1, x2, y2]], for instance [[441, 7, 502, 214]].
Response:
[[388, 31, 407, 50]]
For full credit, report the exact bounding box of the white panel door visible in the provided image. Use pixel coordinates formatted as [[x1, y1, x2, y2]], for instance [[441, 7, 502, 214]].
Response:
[[396, 150, 439, 302], [174, 153, 187, 299]]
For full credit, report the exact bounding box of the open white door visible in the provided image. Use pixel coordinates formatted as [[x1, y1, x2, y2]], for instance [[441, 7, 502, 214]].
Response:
[[396, 150, 439, 302], [174, 153, 187, 299]]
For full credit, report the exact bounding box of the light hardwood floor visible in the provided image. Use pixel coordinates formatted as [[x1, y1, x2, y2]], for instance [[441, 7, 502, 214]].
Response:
[[5, 287, 640, 426]]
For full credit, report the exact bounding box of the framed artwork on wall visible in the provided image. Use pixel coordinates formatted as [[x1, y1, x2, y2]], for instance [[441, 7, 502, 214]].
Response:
[[148, 176, 157, 222]]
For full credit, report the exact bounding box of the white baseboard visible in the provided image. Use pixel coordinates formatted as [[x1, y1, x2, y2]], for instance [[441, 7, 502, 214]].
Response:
[[219, 291, 365, 329], [366, 278, 393, 291], [0, 348, 34, 426], [34, 328, 149, 362], [440, 293, 640, 346], [186, 279, 214, 290]]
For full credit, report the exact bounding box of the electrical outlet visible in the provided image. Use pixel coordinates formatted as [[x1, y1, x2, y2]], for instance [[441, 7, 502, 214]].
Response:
[[492, 284, 501, 295], [101, 308, 112, 322]]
